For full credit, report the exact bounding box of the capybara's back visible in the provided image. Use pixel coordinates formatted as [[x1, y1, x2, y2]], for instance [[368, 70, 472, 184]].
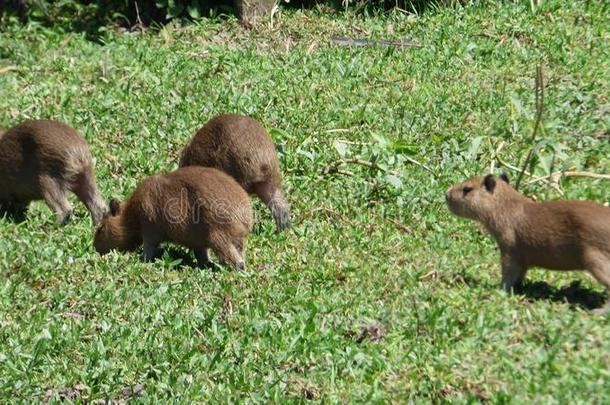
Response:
[[0, 119, 106, 224], [179, 114, 290, 231], [137, 166, 253, 246], [95, 166, 253, 270]]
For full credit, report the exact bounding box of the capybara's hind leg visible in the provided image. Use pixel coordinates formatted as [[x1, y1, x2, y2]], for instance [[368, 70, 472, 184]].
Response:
[[586, 252, 610, 315], [253, 181, 290, 231], [142, 238, 162, 263], [194, 248, 209, 269], [40, 176, 73, 225], [72, 169, 107, 224], [209, 232, 245, 270]]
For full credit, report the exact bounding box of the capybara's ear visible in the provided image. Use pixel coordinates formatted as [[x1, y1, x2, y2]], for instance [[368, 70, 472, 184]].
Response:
[[499, 172, 509, 184], [109, 199, 120, 216], [483, 174, 496, 193]]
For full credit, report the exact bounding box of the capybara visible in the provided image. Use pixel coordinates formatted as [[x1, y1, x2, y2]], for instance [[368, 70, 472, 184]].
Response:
[[0, 119, 107, 224], [94, 166, 253, 270], [446, 173, 610, 314], [179, 114, 290, 231]]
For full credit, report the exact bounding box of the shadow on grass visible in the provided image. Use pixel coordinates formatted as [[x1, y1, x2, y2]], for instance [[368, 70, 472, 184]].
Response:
[[162, 246, 225, 272], [518, 280, 606, 311], [1, 0, 460, 42], [0, 204, 28, 224]]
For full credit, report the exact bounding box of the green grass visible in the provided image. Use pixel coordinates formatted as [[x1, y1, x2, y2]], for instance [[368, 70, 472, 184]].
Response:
[[1, 1, 610, 402]]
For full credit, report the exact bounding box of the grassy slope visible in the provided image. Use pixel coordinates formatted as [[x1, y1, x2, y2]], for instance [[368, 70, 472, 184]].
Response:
[[0, 1, 609, 402]]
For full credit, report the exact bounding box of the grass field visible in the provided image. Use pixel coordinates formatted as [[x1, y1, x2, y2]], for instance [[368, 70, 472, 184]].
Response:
[[1, 0, 609, 402]]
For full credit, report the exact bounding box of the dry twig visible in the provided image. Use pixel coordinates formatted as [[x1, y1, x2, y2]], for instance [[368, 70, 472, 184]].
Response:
[[498, 158, 564, 195], [331, 36, 421, 49], [388, 218, 412, 234], [515, 64, 545, 190], [321, 158, 399, 176], [0, 65, 19, 74], [560, 171, 610, 181]]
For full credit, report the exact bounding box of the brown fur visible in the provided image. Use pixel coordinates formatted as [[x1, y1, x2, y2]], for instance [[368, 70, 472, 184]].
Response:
[[94, 166, 253, 270], [446, 174, 610, 314], [0, 120, 107, 224], [179, 114, 290, 231]]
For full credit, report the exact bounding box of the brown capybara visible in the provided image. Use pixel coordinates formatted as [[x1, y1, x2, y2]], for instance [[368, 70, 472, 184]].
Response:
[[179, 114, 290, 231], [94, 166, 253, 270], [445, 173, 610, 314], [0, 119, 107, 224]]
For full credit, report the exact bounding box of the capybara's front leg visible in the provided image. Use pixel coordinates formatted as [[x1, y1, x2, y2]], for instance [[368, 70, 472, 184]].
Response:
[[253, 181, 290, 231], [501, 251, 527, 292], [585, 250, 610, 316], [72, 169, 107, 224]]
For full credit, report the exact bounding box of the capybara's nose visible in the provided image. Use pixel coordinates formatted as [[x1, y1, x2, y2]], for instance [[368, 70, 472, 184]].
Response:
[[445, 191, 451, 202]]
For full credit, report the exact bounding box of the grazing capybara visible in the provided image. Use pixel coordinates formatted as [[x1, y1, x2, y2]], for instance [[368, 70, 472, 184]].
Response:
[[94, 166, 253, 270], [179, 114, 290, 231], [0, 119, 107, 224], [445, 173, 610, 314]]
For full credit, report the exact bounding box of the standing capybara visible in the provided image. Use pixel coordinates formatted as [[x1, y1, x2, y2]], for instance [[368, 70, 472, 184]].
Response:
[[445, 173, 610, 314], [0, 119, 107, 224], [94, 166, 253, 270], [179, 114, 290, 231]]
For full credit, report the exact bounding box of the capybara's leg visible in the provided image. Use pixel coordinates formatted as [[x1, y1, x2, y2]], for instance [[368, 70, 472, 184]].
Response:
[[209, 231, 245, 270], [194, 248, 209, 269], [586, 252, 610, 315], [40, 176, 73, 225], [252, 181, 290, 231], [500, 252, 527, 291], [72, 169, 107, 224], [0, 200, 8, 218], [142, 238, 161, 263]]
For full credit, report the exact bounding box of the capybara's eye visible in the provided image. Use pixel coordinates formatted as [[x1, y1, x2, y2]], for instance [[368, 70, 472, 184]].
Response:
[[463, 187, 473, 196]]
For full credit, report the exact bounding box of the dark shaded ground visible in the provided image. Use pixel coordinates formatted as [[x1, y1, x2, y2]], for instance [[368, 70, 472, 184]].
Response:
[[520, 280, 606, 311], [0, 202, 28, 224], [1, 0, 454, 40]]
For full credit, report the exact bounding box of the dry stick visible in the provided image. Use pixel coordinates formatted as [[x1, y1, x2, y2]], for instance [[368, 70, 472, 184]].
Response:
[[307, 207, 358, 227], [489, 140, 506, 173], [561, 171, 610, 180], [498, 157, 564, 195], [323, 157, 434, 176], [134, 1, 144, 30], [404, 156, 435, 174], [515, 64, 545, 191], [546, 152, 556, 200], [388, 218, 412, 234], [419, 270, 437, 281], [0, 66, 19, 74], [325, 129, 356, 134], [524, 173, 554, 186], [333, 169, 355, 177], [526, 171, 610, 186], [334, 138, 372, 145], [331, 36, 422, 49], [321, 158, 399, 176]]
